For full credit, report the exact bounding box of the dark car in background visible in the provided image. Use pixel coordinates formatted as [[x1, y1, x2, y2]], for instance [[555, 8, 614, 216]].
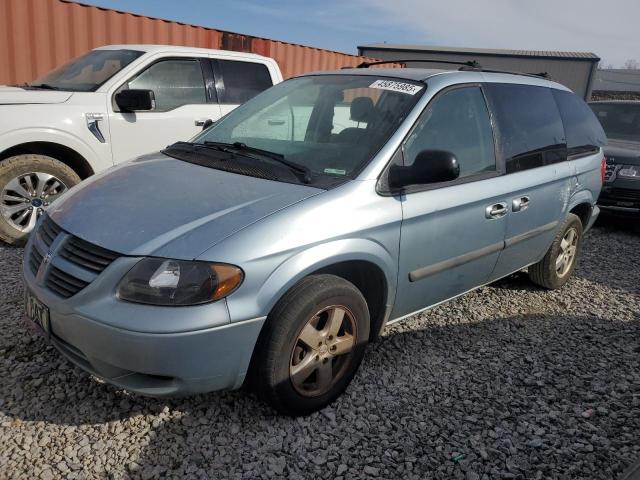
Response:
[[589, 101, 640, 216]]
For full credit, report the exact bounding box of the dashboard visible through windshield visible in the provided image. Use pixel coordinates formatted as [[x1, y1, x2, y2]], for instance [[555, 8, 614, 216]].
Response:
[[29, 49, 144, 92], [190, 75, 425, 182]]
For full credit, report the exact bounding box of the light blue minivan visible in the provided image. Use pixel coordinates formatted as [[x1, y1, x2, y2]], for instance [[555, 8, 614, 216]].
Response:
[[22, 66, 606, 415]]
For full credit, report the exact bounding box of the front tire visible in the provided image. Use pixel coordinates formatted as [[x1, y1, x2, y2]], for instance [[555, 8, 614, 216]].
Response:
[[528, 213, 583, 289], [252, 275, 370, 416], [0, 154, 80, 246]]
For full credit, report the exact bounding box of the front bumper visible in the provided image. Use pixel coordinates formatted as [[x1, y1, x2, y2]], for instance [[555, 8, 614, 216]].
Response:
[[22, 248, 265, 397], [598, 181, 640, 216]]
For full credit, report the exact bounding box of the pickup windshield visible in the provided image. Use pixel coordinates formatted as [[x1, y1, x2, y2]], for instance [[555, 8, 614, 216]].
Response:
[[193, 75, 425, 179], [590, 103, 640, 142], [30, 49, 144, 92]]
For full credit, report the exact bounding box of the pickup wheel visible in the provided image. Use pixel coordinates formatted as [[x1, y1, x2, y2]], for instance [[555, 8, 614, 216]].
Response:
[[0, 154, 80, 246], [528, 213, 583, 289], [252, 274, 370, 416]]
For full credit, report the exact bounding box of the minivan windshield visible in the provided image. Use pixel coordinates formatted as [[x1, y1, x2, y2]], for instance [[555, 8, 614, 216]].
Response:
[[192, 75, 425, 179], [29, 49, 144, 92], [590, 103, 640, 142]]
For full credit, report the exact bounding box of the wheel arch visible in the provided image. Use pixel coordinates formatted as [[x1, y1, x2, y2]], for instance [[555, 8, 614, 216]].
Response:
[[232, 239, 397, 343], [569, 202, 592, 230], [0, 141, 94, 179]]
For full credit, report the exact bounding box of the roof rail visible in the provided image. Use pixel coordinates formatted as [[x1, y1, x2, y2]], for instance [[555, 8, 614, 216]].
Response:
[[349, 59, 552, 80], [475, 67, 551, 79], [355, 59, 482, 69]]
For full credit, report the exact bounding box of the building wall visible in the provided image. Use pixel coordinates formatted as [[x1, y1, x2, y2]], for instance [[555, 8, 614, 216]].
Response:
[[358, 47, 598, 99], [0, 0, 379, 85]]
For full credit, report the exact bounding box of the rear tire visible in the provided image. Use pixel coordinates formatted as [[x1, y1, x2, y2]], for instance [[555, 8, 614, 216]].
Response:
[[252, 274, 370, 416], [0, 154, 80, 246], [528, 213, 583, 289]]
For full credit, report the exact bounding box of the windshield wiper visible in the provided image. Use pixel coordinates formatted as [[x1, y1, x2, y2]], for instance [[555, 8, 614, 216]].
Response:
[[28, 83, 59, 90], [204, 141, 312, 183]]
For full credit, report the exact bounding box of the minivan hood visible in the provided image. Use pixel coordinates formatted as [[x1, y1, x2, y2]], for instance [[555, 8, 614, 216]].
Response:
[[0, 85, 73, 105], [604, 139, 640, 165], [48, 154, 324, 258]]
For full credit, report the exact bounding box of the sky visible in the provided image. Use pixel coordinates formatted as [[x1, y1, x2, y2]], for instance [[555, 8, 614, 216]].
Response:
[[79, 0, 639, 68]]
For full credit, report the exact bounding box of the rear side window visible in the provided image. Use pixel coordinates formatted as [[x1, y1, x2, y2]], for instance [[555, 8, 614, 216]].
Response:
[[216, 60, 273, 105], [553, 90, 606, 157], [485, 83, 566, 173]]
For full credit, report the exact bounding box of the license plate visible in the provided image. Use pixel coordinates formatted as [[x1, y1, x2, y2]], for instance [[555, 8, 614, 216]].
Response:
[[24, 289, 50, 336]]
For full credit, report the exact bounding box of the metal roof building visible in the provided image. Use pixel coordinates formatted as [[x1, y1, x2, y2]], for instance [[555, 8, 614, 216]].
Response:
[[593, 69, 640, 92], [358, 44, 600, 99]]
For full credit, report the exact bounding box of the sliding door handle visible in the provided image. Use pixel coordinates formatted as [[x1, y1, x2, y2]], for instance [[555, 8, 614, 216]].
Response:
[[485, 202, 508, 219], [512, 196, 530, 212]]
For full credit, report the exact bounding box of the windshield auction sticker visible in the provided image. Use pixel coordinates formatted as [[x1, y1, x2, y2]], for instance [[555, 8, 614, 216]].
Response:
[[369, 80, 423, 95]]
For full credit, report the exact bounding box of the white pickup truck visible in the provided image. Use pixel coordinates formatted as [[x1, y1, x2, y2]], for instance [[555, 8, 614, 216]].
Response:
[[0, 44, 282, 244]]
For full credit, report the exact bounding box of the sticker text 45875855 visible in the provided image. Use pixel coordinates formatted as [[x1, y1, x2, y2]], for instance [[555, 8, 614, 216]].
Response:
[[369, 80, 423, 95]]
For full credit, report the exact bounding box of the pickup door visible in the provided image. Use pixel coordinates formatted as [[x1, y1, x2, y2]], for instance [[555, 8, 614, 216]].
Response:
[[108, 56, 275, 164]]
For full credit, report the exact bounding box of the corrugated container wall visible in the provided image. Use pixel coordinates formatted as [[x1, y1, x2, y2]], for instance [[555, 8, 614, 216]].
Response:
[[0, 0, 381, 86]]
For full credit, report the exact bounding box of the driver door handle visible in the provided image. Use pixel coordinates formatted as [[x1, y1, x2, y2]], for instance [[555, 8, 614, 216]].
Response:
[[485, 202, 508, 219], [512, 196, 530, 212]]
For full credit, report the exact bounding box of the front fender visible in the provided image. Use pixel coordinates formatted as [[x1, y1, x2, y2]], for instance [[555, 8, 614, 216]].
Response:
[[0, 127, 109, 172], [224, 238, 398, 323]]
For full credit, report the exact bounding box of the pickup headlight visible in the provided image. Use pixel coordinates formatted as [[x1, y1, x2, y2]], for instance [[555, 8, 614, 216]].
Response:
[[117, 258, 243, 306]]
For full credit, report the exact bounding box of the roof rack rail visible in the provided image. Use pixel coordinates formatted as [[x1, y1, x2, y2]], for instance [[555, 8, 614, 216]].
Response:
[[348, 59, 552, 80], [355, 59, 482, 69], [475, 67, 551, 79]]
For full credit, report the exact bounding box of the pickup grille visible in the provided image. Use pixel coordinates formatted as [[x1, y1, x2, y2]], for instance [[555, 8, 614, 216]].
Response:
[[27, 215, 121, 298]]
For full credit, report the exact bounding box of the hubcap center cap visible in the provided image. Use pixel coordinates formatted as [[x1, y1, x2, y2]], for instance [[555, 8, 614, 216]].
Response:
[[31, 198, 43, 207], [319, 344, 329, 355]]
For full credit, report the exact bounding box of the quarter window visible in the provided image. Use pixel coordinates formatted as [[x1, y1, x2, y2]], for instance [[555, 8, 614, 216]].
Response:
[[553, 90, 606, 157], [485, 84, 566, 173], [404, 86, 496, 180], [127, 59, 206, 111], [217, 60, 273, 105]]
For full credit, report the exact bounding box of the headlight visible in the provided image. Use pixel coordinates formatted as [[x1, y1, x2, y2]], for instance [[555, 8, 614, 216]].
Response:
[[117, 258, 243, 306], [619, 165, 639, 179]]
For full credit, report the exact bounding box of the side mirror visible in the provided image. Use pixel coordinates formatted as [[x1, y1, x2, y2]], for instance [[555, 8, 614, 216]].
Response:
[[388, 150, 460, 189], [115, 89, 155, 112], [202, 119, 214, 131]]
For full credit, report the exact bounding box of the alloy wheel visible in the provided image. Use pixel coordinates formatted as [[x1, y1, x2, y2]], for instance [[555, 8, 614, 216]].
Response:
[[556, 227, 578, 278], [289, 305, 357, 397], [0, 172, 68, 232]]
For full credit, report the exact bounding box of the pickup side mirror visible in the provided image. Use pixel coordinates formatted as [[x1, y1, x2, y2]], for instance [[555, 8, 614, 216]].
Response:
[[202, 119, 215, 131], [388, 149, 460, 189], [115, 89, 155, 112]]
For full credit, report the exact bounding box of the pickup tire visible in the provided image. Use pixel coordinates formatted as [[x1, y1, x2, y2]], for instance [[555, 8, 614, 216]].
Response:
[[0, 154, 80, 246], [528, 213, 583, 289], [252, 274, 370, 416]]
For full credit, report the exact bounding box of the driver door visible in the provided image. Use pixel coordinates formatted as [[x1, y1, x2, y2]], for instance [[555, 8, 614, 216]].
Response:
[[392, 84, 509, 319], [108, 57, 221, 163]]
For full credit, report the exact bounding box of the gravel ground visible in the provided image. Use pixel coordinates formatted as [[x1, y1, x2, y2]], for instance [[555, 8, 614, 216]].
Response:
[[1, 217, 639, 480]]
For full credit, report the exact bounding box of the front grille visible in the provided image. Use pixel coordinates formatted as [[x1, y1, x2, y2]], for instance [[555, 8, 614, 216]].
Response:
[[28, 215, 121, 298], [609, 188, 640, 202], [60, 236, 120, 273], [39, 215, 61, 246], [45, 265, 90, 298], [28, 247, 43, 276]]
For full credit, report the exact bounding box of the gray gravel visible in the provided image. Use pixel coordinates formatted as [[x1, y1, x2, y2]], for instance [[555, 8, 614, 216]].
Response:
[[1, 217, 639, 479]]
